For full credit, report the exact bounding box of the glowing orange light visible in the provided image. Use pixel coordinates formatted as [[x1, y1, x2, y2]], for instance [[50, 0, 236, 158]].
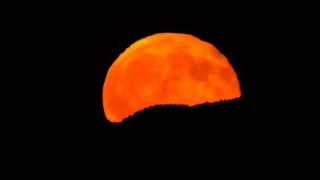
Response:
[[103, 32, 241, 123]]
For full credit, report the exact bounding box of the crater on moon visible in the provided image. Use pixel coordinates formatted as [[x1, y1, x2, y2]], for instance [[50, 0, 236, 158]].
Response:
[[188, 57, 215, 82]]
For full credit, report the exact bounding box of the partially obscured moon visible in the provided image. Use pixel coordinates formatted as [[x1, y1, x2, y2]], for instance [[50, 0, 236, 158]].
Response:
[[103, 32, 241, 123]]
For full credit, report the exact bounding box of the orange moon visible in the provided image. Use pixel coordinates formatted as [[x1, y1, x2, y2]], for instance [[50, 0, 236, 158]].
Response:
[[103, 32, 241, 123]]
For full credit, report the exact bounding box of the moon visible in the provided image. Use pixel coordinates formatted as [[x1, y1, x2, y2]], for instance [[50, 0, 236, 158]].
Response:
[[103, 32, 241, 123]]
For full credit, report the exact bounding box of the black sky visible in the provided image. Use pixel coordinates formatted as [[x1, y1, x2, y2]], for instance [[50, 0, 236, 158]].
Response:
[[60, 2, 273, 129]]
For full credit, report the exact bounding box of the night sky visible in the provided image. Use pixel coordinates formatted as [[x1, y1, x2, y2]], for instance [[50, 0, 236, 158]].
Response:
[[60, 2, 273, 130]]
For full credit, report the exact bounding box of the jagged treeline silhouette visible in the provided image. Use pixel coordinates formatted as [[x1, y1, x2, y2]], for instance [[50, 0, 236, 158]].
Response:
[[106, 98, 267, 131], [99, 98, 278, 140]]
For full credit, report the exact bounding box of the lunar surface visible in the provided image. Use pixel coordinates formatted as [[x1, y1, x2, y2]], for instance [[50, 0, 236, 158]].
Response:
[[103, 33, 241, 122]]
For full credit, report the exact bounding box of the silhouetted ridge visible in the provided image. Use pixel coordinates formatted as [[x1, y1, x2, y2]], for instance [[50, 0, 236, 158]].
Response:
[[119, 98, 247, 128]]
